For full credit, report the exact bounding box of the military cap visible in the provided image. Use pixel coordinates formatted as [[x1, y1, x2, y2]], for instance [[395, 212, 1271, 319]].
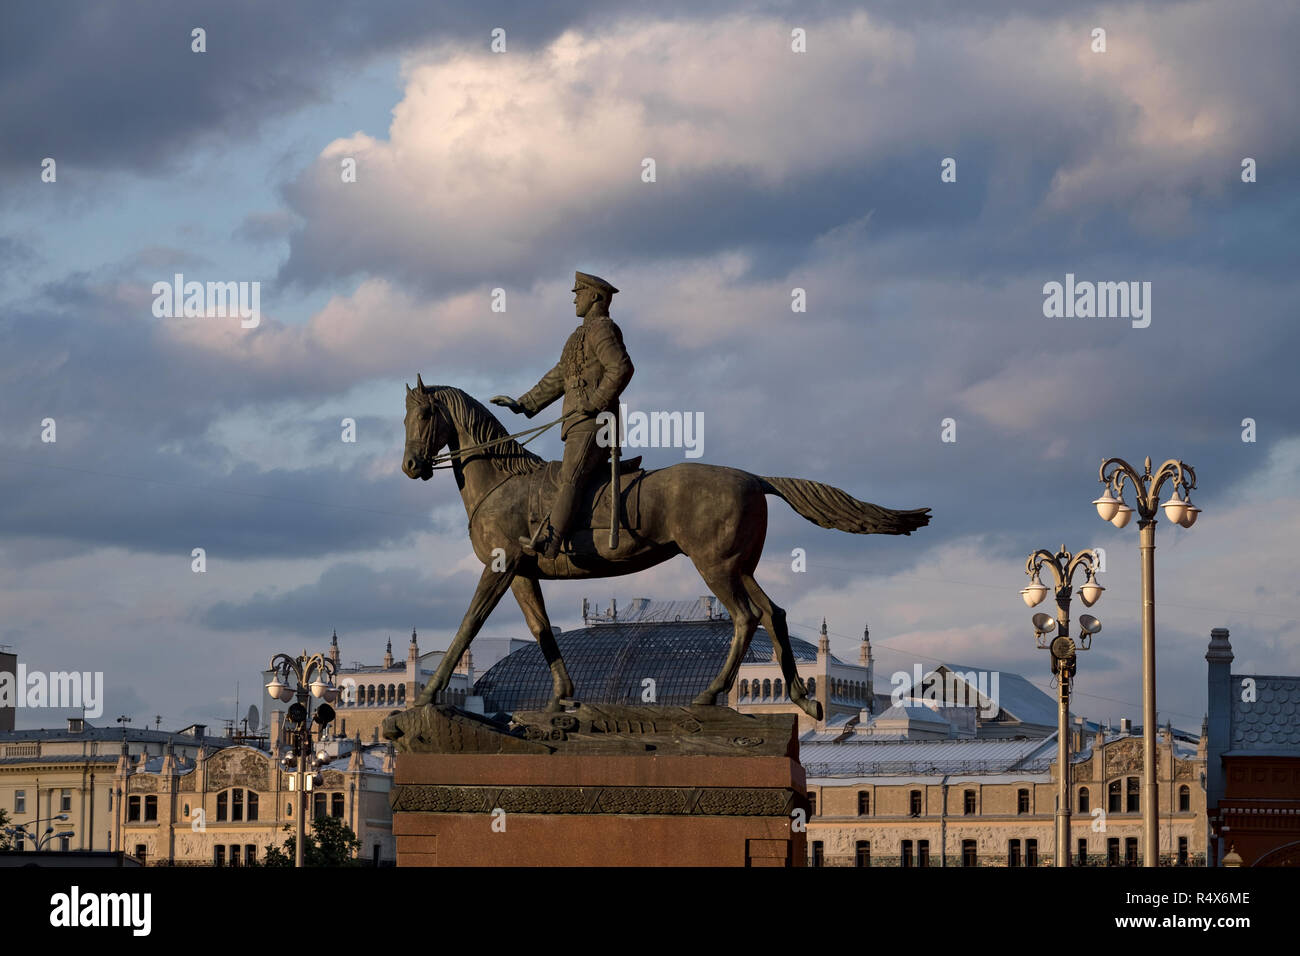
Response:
[[573, 271, 619, 297]]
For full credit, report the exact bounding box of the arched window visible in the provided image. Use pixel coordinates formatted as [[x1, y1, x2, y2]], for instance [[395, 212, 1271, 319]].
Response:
[[773, 679, 783, 699], [762, 679, 771, 699], [807, 678, 816, 697], [1178, 785, 1190, 812], [739, 680, 749, 698], [366, 684, 375, 705], [388, 684, 396, 702], [1078, 787, 1090, 813], [216, 791, 228, 822], [398, 685, 406, 704], [1108, 779, 1122, 812], [1126, 777, 1140, 813]]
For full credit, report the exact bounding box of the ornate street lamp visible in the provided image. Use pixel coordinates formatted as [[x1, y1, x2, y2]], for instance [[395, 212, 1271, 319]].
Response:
[[266, 650, 339, 867], [1095, 456, 1199, 867], [1023, 546, 1103, 867]]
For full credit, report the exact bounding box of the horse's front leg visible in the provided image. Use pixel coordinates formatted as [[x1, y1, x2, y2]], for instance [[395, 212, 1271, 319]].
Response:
[[416, 560, 517, 706]]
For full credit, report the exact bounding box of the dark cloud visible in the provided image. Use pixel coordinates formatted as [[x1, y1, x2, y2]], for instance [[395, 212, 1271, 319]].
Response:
[[198, 561, 476, 635]]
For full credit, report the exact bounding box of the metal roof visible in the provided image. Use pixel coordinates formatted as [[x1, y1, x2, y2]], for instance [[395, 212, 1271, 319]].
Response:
[[1231, 674, 1300, 753], [475, 619, 836, 714], [801, 734, 1058, 778]]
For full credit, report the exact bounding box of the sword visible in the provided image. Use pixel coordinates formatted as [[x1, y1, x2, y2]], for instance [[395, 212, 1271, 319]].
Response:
[[609, 415, 620, 549]]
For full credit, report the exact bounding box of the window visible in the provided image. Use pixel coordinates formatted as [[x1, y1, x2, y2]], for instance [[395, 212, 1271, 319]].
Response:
[[909, 790, 922, 817], [398, 685, 405, 704], [1017, 789, 1029, 814], [1107, 838, 1120, 867], [963, 790, 976, 815], [232, 788, 243, 822], [1108, 780, 1122, 812], [145, 795, 157, 821], [214, 845, 226, 867], [1008, 840, 1022, 867], [246, 843, 258, 865], [1126, 777, 1140, 813], [216, 791, 228, 822], [1078, 787, 1090, 813], [1125, 837, 1139, 866], [740, 680, 748, 698], [855, 840, 870, 868], [773, 678, 783, 699], [918, 840, 930, 868], [58, 833, 72, 851], [134, 844, 146, 862], [1177, 837, 1189, 866], [14, 835, 24, 851], [1026, 839, 1038, 867], [229, 844, 241, 867], [285, 801, 293, 818], [247, 791, 259, 822], [962, 840, 977, 867], [60, 789, 72, 812], [901, 840, 914, 868], [331, 792, 345, 818], [1077, 839, 1087, 867], [808, 792, 816, 817], [762, 679, 771, 699], [1178, 785, 1190, 812], [857, 791, 870, 816], [313, 792, 327, 820], [127, 795, 141, 822], [15, 790, 25, 813], [811, 841, 824, 867]]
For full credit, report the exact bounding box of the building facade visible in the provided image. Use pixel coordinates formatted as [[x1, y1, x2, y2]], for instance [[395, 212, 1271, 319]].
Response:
[[804, 717, 1207, 866], [116, 735, 396, 866], [0, 719, 230, 853], [1205, 626, 1300, 866]]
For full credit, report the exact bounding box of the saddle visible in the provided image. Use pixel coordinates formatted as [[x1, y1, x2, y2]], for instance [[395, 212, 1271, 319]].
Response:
[[528, 456, 646, 533]]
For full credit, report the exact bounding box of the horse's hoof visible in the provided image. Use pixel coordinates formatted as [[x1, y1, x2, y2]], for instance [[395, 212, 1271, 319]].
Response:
[[802, 699, 823, 721], [691, 693, 716, 706]]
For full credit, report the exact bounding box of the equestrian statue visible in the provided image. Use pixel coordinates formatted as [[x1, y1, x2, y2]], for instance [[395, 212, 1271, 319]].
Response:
[[401, 271, 930, 721]]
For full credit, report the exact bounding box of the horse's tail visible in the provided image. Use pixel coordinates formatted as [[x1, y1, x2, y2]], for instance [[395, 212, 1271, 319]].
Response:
[[758, 476, 931, 536]]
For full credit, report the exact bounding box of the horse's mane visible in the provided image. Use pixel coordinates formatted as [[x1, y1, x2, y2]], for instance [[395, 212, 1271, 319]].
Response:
[[427, 385, 546, 476]]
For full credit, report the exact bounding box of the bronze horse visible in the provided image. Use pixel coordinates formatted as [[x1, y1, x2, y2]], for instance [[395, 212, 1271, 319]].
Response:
[[402, 379, 929, 720]]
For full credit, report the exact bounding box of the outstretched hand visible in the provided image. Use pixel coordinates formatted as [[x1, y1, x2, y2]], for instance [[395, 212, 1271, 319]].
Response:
[[490, 395, 523, 414]]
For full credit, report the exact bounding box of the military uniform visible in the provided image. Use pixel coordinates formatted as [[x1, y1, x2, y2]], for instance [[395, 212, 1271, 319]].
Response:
[[517, 273, 633, 557]]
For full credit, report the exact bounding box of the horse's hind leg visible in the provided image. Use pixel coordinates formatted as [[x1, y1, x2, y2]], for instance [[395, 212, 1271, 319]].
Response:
[[511, 576, 574, 711], [690, 568, 759, 706], [743, 574, 822, 722]]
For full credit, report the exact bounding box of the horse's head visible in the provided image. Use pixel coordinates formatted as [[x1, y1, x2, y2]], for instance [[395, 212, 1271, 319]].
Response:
[[402, 374, 446, 480]]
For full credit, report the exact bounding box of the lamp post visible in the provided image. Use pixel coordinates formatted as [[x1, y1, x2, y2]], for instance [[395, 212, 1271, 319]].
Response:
[[1094, 455, 1198, 867], [5, 815, 71, 851], [1022, 546, 1104, 867], [266, 650, 339, 868]]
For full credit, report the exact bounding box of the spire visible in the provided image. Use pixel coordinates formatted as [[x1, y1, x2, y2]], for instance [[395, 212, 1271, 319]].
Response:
[[859, 622, 872, 666], [329, 629, 340, 665], [383, 638, 394, 668], [408, 628, 419, 664], [818, 618, 830, 655]]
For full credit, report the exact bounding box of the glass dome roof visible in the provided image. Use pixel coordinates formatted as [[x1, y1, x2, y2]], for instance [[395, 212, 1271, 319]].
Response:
[[473, 618, 828, 715]]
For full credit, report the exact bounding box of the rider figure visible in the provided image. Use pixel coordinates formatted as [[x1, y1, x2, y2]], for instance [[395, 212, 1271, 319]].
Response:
[[492, 272, 633, 560]]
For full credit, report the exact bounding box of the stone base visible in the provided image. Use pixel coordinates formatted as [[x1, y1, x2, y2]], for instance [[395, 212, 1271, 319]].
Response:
[[393, 753, 806, 867], [388, 701, 809, 867]]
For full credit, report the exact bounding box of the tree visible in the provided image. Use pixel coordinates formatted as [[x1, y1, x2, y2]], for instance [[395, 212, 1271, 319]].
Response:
[[0, 808, 11, 851], [261, 816, 361, 867]]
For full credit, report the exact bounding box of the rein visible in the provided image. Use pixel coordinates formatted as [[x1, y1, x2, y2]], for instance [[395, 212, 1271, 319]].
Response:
[[424, 410, 580, 471]]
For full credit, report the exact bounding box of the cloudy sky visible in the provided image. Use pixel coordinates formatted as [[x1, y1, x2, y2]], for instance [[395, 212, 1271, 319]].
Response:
[[2, 0, 1297, 734]]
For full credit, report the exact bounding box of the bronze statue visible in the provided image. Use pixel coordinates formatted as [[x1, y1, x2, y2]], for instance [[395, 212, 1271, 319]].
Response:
[[402, 330, 930, 720], [491, 272, 632, 559]]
